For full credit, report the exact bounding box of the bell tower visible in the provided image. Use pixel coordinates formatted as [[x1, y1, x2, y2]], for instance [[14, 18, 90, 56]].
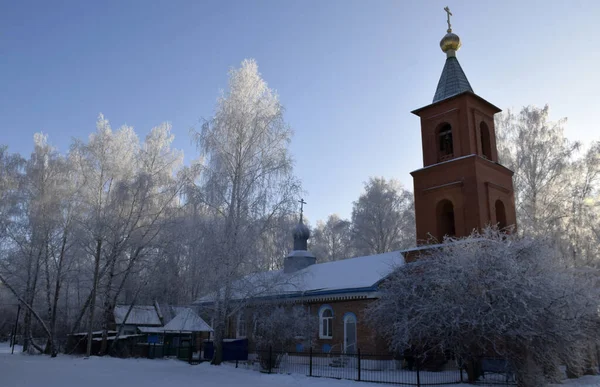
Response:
[[410, 9, 517, 244]]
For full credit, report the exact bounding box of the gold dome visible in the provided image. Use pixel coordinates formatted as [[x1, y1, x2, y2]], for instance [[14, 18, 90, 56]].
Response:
[[440, 32, 461, 55]]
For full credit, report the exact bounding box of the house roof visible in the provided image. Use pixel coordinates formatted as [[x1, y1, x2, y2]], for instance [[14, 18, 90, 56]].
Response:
[[163, 308, 213, 332], [194, 250, 405, 305], [432, 56, 473, 103], [137, 308, 213, 333], [114, 305, 162, 326]]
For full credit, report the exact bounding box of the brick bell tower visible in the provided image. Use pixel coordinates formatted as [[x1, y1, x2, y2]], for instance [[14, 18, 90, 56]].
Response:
[[410, 8, 517, 244]]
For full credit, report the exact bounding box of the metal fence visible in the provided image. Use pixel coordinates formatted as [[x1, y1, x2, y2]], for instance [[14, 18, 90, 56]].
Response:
[[242, 348, 516, 386]]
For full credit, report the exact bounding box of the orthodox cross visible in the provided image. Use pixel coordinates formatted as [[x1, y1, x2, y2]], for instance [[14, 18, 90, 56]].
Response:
[[298, 198, 307, 222], [444, 6, 453, 33]]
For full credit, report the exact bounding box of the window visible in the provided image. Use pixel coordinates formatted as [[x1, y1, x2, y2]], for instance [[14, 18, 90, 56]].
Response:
[[480, 122, 492, 159], [438, 124, 454, 162], [495, 200, 507, 230], [236, 313, 246, 338], [437, 199, 456, 241], [319, 305, 333, 339]]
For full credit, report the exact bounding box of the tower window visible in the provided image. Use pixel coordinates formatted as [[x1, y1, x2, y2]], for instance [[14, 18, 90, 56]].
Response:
[[436, 199, 456, 241], [495, 200, 507, 230], [480, 122, 492, 160], [438, 124, 454, 162]]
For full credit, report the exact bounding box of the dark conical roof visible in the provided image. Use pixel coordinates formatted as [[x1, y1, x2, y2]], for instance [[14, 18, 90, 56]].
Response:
[[432, 56, 473, 103]]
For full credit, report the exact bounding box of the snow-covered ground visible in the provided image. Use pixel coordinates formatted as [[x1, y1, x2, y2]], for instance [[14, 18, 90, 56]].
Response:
[[0, 342, 391, 387], [1, 343, 599, 387]]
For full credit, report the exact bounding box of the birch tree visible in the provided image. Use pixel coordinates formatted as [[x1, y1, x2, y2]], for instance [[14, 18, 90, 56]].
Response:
[[351, 177, 415, 255], [311, 214, 354, 262], [495, 105, 579, 237], [193, 59, 300, 365], [69, 116, 139, 356]]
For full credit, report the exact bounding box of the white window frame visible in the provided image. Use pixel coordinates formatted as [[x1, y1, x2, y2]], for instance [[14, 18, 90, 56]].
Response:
[[319, 305, 333, 339], [236, 313, 247, 338]]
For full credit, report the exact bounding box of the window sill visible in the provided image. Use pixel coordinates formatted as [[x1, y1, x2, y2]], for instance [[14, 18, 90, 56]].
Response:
[[319, 336, 333, 340]]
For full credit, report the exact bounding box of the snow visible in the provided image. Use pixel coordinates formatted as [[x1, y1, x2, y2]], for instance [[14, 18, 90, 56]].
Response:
[[114, 305, 162, 326], [162, 308, 213, 332], [0, 343, 388, 387], [554, 375, 600, 386], [195, 251, 405, 304], [0, 343, 21, 354], [91, 334, 145, 341], [1, 344, 599, 387]]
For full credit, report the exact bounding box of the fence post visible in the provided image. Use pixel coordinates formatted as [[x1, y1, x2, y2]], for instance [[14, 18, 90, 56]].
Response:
[[460, 363, 464, 383], [268, 346, 272, 374], [189, 340, 193, 364], [416, 356, 421, 387], [309, 347, 313, 377], [357, 348, 361, 381]]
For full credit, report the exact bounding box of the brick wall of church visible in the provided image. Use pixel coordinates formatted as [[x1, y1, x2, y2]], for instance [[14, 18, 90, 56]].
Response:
[[307, 298, 389, 354], [222, 297, 390, 355]]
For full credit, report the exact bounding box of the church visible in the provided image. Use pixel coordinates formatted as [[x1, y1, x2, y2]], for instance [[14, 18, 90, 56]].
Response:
[[194, 12, 517, 357]]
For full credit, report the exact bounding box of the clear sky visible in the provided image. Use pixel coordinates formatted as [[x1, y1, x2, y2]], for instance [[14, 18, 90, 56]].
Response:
[[2, 0, 599, 223]]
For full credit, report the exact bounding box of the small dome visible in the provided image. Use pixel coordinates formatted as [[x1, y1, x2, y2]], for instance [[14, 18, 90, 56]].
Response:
[[293, 221, 310, 240], [440, 32, 461, 54]]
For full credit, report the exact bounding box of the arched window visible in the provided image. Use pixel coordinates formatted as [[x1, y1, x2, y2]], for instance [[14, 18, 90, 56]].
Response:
[[495, 200, 507, 230], [438, 123, 454, 162], [236, 313, 246, 338], [480, 122, 492, 160], [437, 199, 456, 241], [319, 305, 333, 339]]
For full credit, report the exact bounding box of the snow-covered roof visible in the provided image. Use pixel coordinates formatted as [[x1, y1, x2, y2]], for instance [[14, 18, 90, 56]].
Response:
[[163, 308, 213, 332], [92, 334, 144, 341], [136, 308, 213, 333], [114, 305, 162, 326], [194, 250, 405, 305]]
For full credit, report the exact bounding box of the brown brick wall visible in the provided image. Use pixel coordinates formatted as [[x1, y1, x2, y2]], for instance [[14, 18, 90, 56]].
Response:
[[306, 299, 388, 354], [224, 298, 389, 355], [411, 92, 517, 244]]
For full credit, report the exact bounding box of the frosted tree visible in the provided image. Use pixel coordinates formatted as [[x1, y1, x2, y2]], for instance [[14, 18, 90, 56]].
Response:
[[495, 105, 600, 267], [367, 229, 600, 386], [495, 105, 579, 237], [311, 214, 354, 262], [193, 59, 300, 364], [256, 214, 298, 270], [252, 304, 316, 369], [68, 115, 139, 356], [69, 116, 188, 355], [0, 135, 76, 354], [0, 146, 23, 239], [560, 141, 600, 267], [351, 177, 415, 255]]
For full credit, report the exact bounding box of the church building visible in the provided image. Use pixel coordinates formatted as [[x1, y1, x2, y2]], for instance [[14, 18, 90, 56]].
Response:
[[195, 12, 517, 357]]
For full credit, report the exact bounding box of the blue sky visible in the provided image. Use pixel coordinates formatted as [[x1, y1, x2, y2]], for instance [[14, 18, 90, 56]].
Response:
[[2, 0, 599, 223]]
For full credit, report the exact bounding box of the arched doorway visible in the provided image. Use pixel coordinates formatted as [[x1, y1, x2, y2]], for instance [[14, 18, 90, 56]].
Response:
[[437, 199, 456, 241], [343, 313, 357, 355], [480, 122, 492, 159], [495, 200, 507, 230]]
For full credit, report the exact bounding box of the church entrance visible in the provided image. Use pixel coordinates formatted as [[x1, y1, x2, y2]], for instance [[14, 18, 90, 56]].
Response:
[[344, 314, 357, 354]]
